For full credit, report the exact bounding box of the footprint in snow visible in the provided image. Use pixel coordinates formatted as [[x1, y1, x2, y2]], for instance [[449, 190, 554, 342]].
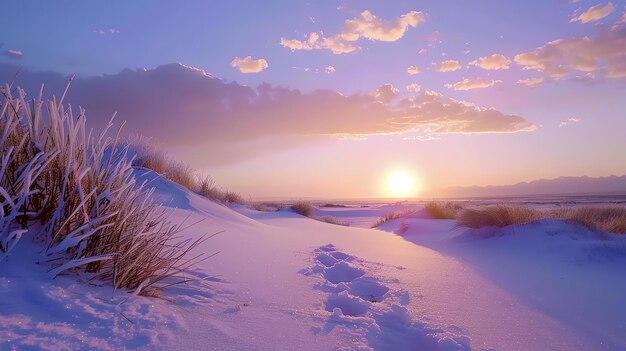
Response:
[[303, 244, 473, 351]]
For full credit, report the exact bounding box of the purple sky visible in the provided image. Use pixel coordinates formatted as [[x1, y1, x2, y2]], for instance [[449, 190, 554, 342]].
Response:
[[1, 1, 625, 198]]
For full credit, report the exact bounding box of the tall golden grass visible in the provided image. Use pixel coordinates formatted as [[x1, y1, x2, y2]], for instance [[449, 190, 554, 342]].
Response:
[[457, 205, 626, 234], [424, 201, 464, 219], [372, 210, 415, 228], [291, 201, 313, 217]]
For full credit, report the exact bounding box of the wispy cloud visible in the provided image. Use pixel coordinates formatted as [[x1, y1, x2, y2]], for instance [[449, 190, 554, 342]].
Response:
[[231, 56, 268, 73], [517, 77, 544, 87], [280, 10, 425, 55], [4, 50, 23, 58], [469, 54, 511, 70], [445, 78, 502, 90], [559, 117, 582, 127], [432, 60, 462, 72], [94, 28, 121, 35], [325, 65, 336, 74], [570, 2, 615, 23]]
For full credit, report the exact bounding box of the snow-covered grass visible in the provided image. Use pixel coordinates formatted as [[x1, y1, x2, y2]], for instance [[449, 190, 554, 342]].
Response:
[[458, 205, 626, 234], [0, 86, 207, 295]]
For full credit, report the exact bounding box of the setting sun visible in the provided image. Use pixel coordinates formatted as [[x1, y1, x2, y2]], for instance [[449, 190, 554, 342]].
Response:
[[388, 171, 417, 197]]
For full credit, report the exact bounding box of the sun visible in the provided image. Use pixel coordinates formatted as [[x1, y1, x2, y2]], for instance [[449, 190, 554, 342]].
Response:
[[388, 171, 416, 197]]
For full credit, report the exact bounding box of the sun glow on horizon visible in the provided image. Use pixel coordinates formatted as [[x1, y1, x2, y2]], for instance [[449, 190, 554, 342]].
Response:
[[387, 171, 419, 198]]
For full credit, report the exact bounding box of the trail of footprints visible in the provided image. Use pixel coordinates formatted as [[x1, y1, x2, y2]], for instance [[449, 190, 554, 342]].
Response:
[[301, 244, 472, 351]]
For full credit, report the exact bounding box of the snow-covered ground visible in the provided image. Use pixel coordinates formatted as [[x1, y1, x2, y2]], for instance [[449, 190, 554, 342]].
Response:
[[2, 172, 626, 350]]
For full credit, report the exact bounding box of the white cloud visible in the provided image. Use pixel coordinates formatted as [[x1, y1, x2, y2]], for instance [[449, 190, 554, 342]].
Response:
[[406, 66, 420, 75], [280, 10, 424, 55], [570, 2, 615, 23], [371, 83, 400, 103], [5, 50, 23, 58], [325, 65, 336, 74], [514, 23, 626, 80], [445, 78, 502, 90], [517, 77, 544, 87], [469, 54, 511, 70], [343, 10, 425, 42], [94, 28, 120, 35], [559, 117, 581, 127], [406, 83, 421, 93], [432, 60, 462, 72], [230, 56, 269, 73]]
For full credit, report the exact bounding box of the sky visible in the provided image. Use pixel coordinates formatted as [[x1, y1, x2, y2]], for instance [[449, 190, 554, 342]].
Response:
[[1, 0, 625, 199]]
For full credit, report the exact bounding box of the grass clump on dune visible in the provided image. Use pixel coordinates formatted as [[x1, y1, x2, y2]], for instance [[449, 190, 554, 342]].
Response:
[[131, 140, 245, 205], [425, 201, 464, 219], [314, 215, 349, 226], [372, 210, 415, 228], [291, 201, 313, 217], [1, 86, 209, 296], [457, 205, 626, 234]]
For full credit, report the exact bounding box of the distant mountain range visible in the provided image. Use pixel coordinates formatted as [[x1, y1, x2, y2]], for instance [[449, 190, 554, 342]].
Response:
[[427, 175, 626, 198]]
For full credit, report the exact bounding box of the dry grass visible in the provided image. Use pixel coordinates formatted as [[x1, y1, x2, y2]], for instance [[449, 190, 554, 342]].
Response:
[[314, 215, 349, 226], [457, 205, 626, 234], [222, 190, 245, 204], [129, 136, 195, 191], [549, 206, 626, 234], [372, 210, 415, 228], [291, 201, 313, 217], [457, 206, 540, 229], [425, 201, 464, 219], [249, 202, 283, 212], [1, 85, 210, 295]]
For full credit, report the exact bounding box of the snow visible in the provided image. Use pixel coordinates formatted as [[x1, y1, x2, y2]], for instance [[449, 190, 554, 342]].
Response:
[[2, 172, 626, 350]]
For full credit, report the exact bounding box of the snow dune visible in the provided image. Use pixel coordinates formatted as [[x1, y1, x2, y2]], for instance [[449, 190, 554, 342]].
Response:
[[1, 172, 625, 350]]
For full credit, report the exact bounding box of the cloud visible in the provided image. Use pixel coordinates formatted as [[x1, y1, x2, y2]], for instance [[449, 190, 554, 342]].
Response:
[[517, 77, 544, 87], [5, 50, 23, 58], [405, 83, 421, 93], [406, 66, 420, 75], [572, 72, 595, 82], [280, 32, 358, 54], [343, 10, 425, 41], [371, 83, 400, 103], [469, 54, 511, 70], [0, 62, 536, 166], [94, 28, 120, 35], [230, 56, 268, 73], [325, 65, 336, 74], [280, 10, 424, 55], [559, 117, 582, 127], [570, 2, 615, 23], [432, 60, 462, 72], [514, 23, 626, 80], [445, 78, 502, 90]]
